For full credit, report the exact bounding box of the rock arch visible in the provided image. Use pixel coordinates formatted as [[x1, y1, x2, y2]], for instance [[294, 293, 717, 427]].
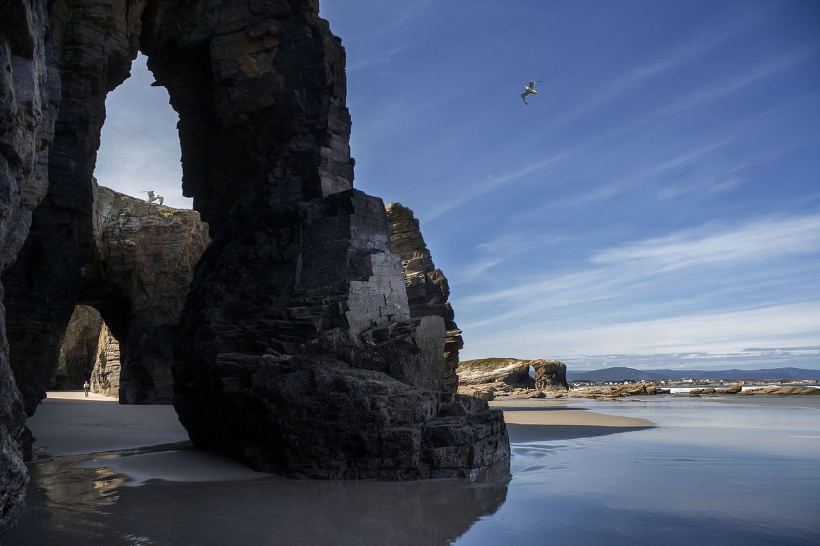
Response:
[[0, 0, 510, 531]]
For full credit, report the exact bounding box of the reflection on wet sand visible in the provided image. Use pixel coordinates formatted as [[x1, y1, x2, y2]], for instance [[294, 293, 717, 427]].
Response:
[[6, 444, 509, 546]]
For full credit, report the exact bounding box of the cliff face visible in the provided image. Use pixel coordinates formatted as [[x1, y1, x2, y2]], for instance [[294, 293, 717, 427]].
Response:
[[0, 0, 60, 531], [52, 180, 208, 403], [83, 184, 208, 403], [3, 0, 145, 417], [142, 1, 509, 480], [385, 203, 463, 392], [0, 0, 510, 531], [90, 324, 121, 397], [53, 306, 103, 390]]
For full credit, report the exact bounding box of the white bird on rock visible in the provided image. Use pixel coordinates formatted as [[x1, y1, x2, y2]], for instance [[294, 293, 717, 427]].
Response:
[[521, 80, 540, 105], [143, 190, 164, 205]]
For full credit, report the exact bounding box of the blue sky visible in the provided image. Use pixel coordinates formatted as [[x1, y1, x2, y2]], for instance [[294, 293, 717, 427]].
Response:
[[96, 0, 820, 370]]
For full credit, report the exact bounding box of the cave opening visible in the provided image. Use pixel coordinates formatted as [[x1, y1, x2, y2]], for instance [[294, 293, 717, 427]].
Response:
[[52, 305, 121, 398]]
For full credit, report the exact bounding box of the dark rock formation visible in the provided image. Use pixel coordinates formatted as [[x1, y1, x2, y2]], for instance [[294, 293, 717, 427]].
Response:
[[385, 203, 463, 392], [0, 0, 510, 531], [533, 360, 569, 391], [90, 324, 121, 397], [3, 0, 146, 419], [82, 184, 208, 403], [1, 0, 60, 531], [142, 2, 508, 479], [53, 306, 103, 389]]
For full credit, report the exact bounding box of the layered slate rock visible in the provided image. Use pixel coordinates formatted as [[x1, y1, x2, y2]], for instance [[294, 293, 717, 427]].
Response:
[[144, 2, 509, 479], [385, 203, 463, 392], [82, 184, 208, 403], [90, 324, 121, 397], [53, 306, 103, 390]]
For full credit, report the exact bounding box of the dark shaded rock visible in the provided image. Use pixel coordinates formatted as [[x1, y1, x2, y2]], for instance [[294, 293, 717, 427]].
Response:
[[177, 351, 509, 479], [3, 0, 147, 418], [1, 0, 60, 532], [141, 3, 509, 479], [0, 0, 511, 530], [385, 203, 463, 392], [53, 305, 103, 389], [533, 359, 569, 391]]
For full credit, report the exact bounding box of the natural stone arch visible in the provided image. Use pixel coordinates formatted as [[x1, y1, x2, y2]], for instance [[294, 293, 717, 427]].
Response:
[[80, 184, 207, 403], [1, 0, 510, 531]]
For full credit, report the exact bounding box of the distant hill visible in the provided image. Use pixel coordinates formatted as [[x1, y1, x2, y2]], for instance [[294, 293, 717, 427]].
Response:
[[567, 367, 820, 382]]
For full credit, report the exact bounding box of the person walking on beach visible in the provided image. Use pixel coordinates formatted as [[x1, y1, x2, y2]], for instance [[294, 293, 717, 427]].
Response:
[[83, 381, 90, 398]]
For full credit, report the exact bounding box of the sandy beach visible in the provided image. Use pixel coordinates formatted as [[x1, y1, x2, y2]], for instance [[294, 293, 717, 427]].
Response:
[[25, 392, 654, 485], [491, 399, 654, 442], [9, 393, 820, 546]]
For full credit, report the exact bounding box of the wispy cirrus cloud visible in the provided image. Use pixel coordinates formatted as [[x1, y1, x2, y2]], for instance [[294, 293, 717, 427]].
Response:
[[590, 213, 820, 270], [458, 212, 820, 335], [425, 150, 572, 221], [559, 345, 820, 372], [463, 301, 820, 359], [545, 5, 777, 131]]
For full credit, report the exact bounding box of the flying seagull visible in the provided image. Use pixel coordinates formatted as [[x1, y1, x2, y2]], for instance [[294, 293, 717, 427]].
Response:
[[521, 81, 540, 105], [143, 190, 164, 205]]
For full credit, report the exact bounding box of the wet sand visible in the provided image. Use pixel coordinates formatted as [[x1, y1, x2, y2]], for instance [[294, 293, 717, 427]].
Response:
[[25, 392, 653, 485], [29, 391, 188, 456], [491, 399, 654, 442], [9, 395, 818, 545]]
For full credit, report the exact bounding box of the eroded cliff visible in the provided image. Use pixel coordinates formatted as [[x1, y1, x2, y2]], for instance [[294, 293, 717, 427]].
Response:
[[385, 203, 463, 392]]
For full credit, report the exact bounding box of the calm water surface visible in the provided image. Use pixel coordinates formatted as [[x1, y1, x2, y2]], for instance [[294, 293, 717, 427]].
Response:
[[4, 396, 819, 545]]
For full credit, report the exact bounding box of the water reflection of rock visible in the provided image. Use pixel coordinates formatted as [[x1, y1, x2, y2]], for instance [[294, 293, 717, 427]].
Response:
[[7, 450, 509, 546], [21, 458, 127, 543]]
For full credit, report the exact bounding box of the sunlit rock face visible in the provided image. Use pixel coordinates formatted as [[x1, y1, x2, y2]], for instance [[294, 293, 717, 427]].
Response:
[[385, 203, 463, 393], [83, 184, 208, 403], [457, 358, 569, 401], [0, 0, 510, 531], [90, 324, 121, 397], [533, 360, 569, 391]]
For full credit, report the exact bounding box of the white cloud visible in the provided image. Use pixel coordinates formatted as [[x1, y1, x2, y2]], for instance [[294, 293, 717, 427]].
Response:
[[545, 6, 776, 131], [463, 301, 820, 359], [457, 213, 820, 352], [590, 213, 820, 271], [425, 150, 571, 221]]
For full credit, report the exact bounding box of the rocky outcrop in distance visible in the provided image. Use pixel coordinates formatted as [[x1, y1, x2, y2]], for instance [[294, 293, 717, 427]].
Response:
[[457, 358, 569, 401], [0, 0, 509, 531], [385, 203, 463, 392]]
